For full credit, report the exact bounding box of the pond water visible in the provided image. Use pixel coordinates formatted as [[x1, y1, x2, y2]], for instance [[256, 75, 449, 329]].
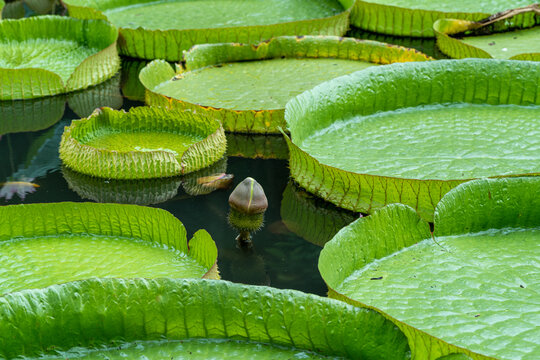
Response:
[[0, 30, 442, 296]]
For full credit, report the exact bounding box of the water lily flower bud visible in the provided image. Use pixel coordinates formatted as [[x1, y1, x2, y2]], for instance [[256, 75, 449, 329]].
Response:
[[228, 177, 268, 215]]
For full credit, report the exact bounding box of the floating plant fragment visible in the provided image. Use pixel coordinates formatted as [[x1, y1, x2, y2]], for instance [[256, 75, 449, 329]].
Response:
[[140, 35, 432, 133], [60, 106, 226, 179], [62, 0, 353, 61], [0, 16, 120, 100], [0, 278, 410, 359], [434, 5, 540, 60], [0, 180, 38, 201], [0, 202, 219, 295], [350, 0, 535, 37], [319, 177, 540, 360], [284, 59, 540, 221]]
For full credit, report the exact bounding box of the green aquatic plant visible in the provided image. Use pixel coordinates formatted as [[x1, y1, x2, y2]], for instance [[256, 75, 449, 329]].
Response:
[[60, 106, 227, 179], [0, 202, 219, 295], [228, 177, 268, 244], [0, 16, 120, 100], [1, 0, 59, 19], [140, 35, 431, 133], [319, 176, 540, 359], [284, 59, 540, 221], [350, 0, 536, 37], [0, 278, 411, 359], [434, 6, 540, 60], [62, 0, 354, 61]]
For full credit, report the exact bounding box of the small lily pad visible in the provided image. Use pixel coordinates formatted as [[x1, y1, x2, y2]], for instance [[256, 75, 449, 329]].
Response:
[[319, 177, 540, 359], [0, 202, 219, 295], [434, 13, 540, 60], [0, 16, 120, 100], [140, 35, 431, 133], [0, 278, 411, 359], [284, 59, 540, 221], [351, 0, 534, 37], [60, 106, 227, 179], [62, 0, 353, 61]]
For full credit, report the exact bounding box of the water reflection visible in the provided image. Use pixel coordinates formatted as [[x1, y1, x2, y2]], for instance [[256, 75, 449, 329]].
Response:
[[281, 181, 358, 247], [226, 133, 289, 159], [120, 59, 149, 102]]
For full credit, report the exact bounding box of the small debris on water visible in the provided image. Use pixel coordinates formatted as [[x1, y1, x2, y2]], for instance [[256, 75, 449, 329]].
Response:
[[488, 42, 496, 46], [370, 276, 383, 280], [520, 285, 525, 288], [474, 314, 480, 318]]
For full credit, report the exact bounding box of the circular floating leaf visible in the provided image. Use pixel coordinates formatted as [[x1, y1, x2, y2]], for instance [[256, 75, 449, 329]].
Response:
[[434, 13, 540, 60], [285, 59, 540, 221], [351, 0, 535, 37], [141, 36, 431, 133], [60, 106, 227, 179], [0, 16, 120, 100], [319, 177, 540, 359], [0, 202, 219, 295], [62, 0, 353, 61], [0, 278, 411, 359]]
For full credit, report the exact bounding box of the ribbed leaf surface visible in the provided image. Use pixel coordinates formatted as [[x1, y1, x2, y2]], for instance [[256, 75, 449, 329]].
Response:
[[63, 0, 354, 60], [0, 278, 410, 359], [0, 16, 119, 100], [320, 177, 540, 359], [351, 0, 535, 37], [285, 59, 540, 221], [60, 106, 226, 179], [434, 15, 540, 60], [141, 36, 432, 133], [0, 202, 219, 295]]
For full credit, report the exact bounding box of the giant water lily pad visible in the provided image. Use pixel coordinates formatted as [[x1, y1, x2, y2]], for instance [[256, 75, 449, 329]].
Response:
[[319, 177, 540, 359], [0, 16, 120, 100], [141, 36, 431, 133], [351, 0, 535, 37], [60, 106, 226, 179], [0, 278, 410, 359], [284, 59, 540, 221], [0, 202, 218, 294], [62, 0, 354, 61], [434, 12, 540, 60]]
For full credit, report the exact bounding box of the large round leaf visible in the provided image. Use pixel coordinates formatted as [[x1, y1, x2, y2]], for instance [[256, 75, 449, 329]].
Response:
[[434, 12, 540, 60], [60, 106, 227, 179], [0, 16, 120, 100], [62, 0, 354, 61], [319, 177, 540, 359], [140, 35, 431, 133], [284, 59, 540, 221], [350, 0, 535, 37], [0, 278, 410, 359], [0, 202, 219, 295]]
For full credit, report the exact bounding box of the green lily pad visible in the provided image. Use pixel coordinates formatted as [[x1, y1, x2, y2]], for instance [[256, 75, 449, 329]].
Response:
[[226, 134, 288, 159], [0, 278, 411, 359], [434, 14, 540, 60], [351, 0, 535, 37], [0, 202, 219, 295], [141, 35, 431, 133], [60, 106, 227, 179], [0, 16, 120, 100], [0, 75, 122, 136], [281, 181, 356, 247], [62, 0, 353, 61], [319, 177, 540, 359], [284, 59, 540, 221]]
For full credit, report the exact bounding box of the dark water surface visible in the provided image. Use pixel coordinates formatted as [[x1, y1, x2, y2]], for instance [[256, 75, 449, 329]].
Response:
[[0, 30, 440, 296]]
